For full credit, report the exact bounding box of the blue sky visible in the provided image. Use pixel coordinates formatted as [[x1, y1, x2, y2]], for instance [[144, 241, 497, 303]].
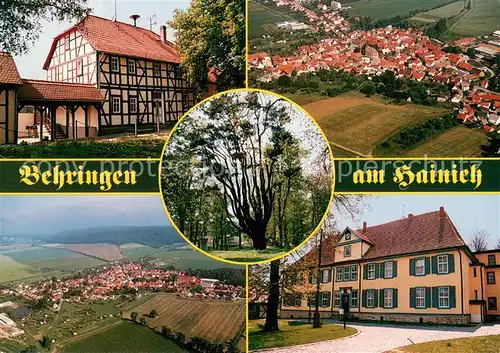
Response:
[[333, 194, 500, 250], [0, 196, 172, 235], [13, 0, 190, 79]]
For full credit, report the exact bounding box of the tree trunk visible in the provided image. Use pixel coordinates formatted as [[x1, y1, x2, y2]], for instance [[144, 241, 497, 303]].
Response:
[[264, 260, 280, 332], [250, 223, 267, 250]]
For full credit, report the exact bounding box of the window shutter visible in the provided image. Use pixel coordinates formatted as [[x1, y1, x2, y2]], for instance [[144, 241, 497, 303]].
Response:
[[393, 261, 398, 278], [450, 286, 456, 308], [363, 265, 368, 280], [327, 292, 331, 307], [432, 287, 438, 308], [328, 269, 332, 282], [426, 287, 432, 308], [393, 288, 398, 308], [410, 258, 415, 276], [362, 290, 367, 307], [379, 289, 384, 308], [425, 257, 431, 275], [380, 263, 385, 279], [410, 288, 416, 308], [448, 254, 455, 273], [375, 263, 380, 279], [431, 256, 437, 274], [374, 289, 379, 307]]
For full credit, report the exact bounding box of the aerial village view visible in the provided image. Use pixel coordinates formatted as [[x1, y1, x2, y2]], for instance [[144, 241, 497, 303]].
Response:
[[249, 0, 500, 157], [0, 196, 246, 353]]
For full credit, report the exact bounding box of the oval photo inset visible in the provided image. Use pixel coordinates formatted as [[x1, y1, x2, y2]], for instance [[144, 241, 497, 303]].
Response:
[[160, 89, 334, 264]]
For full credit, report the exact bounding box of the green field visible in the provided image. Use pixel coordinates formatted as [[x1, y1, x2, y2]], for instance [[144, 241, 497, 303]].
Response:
[[59, 321, 188, 353], [0, 254, 33, 283], [403, 126, 487, 157], [394, 334, 500, 353], [411, 0, 466, 23], [210, 247, 285, 263], [144, 249, 239, 269], [2, 247, 105, 270], [346, 0, 454, 20], [449, 0, 500, 36], [120, 243, 159, 261], [0, 340, 27, 353], [302, 92, 449, 156], [249, 0, 298, 38]]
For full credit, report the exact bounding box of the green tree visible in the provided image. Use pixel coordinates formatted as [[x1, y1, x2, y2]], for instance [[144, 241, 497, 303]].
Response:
[[168, 0, 245, 94], [130, 311, 138, 321], [467, 48, 476, 59], [139, 316, 148, 326], [20, 346, 37, 353], [40, 336, 51, 350], [149, 309, 158, 318], [0, 0, 90, 55]]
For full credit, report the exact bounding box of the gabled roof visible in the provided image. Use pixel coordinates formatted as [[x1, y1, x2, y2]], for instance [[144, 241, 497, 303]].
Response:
[[0, 52, 22, 85], [359, 208, 466, 260], [18, 79, 104, 102], [43, 15, 180, 70]]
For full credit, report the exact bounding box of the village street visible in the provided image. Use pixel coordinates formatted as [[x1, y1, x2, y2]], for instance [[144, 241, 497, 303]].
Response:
[[253, 322, 500, 353]]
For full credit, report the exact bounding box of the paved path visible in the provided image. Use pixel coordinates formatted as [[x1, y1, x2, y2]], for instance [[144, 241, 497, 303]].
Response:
[[254, 322, 500, 353]]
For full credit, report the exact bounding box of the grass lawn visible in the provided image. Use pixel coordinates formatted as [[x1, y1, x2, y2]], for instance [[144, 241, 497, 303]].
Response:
[[0, 339, 30, 353], [248, 320, 357, 350], [410, 0, 466, 22], [302, 92, 449, 156], [210, 247, 285, 263], [449, 0, 500, 37], [0, 134, 166, 158], [394, 334, 500, 353], [59, 321, 188, 353], [346, 0, 453, 20], [403, 126, 487, 157]]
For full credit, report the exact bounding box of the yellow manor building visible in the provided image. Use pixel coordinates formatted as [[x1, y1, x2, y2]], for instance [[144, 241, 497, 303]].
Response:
[[282, 207, 500, 324]]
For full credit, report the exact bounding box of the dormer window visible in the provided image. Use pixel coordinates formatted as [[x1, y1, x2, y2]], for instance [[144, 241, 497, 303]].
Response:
[[345, 232, 351, 240]]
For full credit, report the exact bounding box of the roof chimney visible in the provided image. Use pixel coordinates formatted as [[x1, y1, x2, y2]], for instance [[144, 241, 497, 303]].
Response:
[[408, 213, 414, 218], [160, 25, 167, 43], [439, 206, 445, 217], [130, 14, 140, 26], [362, 221, 367, 233]]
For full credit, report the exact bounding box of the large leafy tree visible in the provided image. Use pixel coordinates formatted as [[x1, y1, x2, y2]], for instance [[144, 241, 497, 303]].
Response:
[[0, 0, 90, 55], [168, 0, 245, 94]]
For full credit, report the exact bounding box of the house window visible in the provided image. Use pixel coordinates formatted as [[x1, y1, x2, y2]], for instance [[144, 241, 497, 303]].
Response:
[[153, 62, 161, 76], [129, 97, 138, 113], [336, 267, 343, 282], [182, 93, 189, 110], [64, 35, 70, 50], [344, 245, 351, 257], [307, 295, 316, 306], [334, 291, 340, 307], [343, 266, 350, 281], [488, 255, 496, 266], [367, 264, 376, 279], [488, 297, 497, 311], [294, 295, 301, 307], [112, 96, 121, 113], [415, 258, 425, 276], [351, 290, 358, 307], [366, 290, 375, 308], [384, 262, 393, 278], [437, 255, 448, 274], [76, 59, 83, 77], [111, 57, 119, 72], [351, 265, 357, 281], [321, 269, 330, 283], [310, 272, 317, 284], [416, 287, 426, 308], [384, 289, 393, 308], [473, 268, 477, 277], [345, 232, 351, 240], [321, 292, 330, 307], [438, 287, 450, 308], [127, 60, 136, 74], [474, 290, 478, 300], [487, 272, 496, 284], [174, 65, 181, 78]]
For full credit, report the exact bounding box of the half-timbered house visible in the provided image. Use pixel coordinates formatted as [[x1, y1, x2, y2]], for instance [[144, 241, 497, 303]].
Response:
[[42, 15, 196, 132], [0, 53, 22, 144]]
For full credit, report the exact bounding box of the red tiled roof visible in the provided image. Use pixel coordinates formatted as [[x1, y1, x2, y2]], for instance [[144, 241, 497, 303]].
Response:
[[43, 15, 180, 69], [359, 208, 466, 260], [0, 52, 22, 85], [18, 79, 104, 102]]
